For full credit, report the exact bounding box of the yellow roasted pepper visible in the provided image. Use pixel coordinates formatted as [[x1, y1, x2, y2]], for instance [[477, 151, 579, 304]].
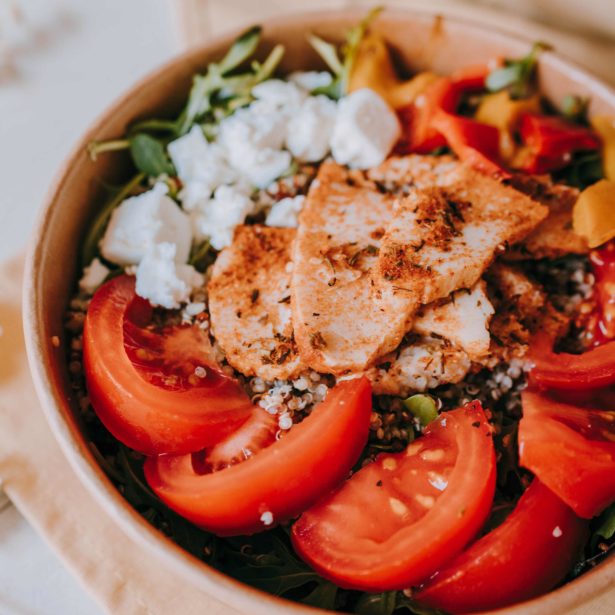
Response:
[[573, 179, 615, 248], [348, 32, 438, 109], [591, 116, 615, 181], [475, 91, 541, 161]]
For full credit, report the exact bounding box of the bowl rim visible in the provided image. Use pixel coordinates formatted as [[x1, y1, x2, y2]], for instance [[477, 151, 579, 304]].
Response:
[[23, 5, 615, 615]]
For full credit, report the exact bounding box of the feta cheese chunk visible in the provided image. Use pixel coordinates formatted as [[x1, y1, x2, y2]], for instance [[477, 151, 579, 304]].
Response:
[[218, 101, 292, 188], [330, 88, 401, 169], [286, 95, 337, 162], [100, 183, 191, 266], [266, 195, 306, 228], [251, 79, 306, 109], [79, 258, 110, 294], [289, 71, 333, 92], [135, 242, 204, 309], [191, 184, 255, 250], [167, 126, 236, 211]]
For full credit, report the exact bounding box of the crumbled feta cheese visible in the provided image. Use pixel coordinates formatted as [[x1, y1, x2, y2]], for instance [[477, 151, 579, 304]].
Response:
[[218, 101, 292, 188], [286, 95, 337, 162], [167, 126, 236, 210], [330, 88, 401, 169], [135, 243, 204, 309], [251, 79, 306, 109], [79, 258, 110, 294], [289, 71, 333, 92], [100, 183, 192, 266], [218, 100, 286, 154], [191, 184, 255, 250], [265, 195, 305, 228]]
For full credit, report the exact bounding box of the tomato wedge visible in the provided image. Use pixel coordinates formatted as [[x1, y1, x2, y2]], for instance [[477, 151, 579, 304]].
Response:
[[144, 377, 372, 536], [529, 330, 615, 391], [291, 402, 496, 591], [588, 241, 615, 345], [83, 275, 253, 455], [519, 389, 615, 518], [416, 480, 588, 614]]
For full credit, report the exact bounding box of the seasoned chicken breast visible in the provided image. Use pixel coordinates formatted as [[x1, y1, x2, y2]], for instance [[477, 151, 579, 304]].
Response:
[[413, 282, 494, 362], [374, 166, 549, 351], [208, 225, 304, 381], [293, 160, 548, 374], [291, 161, 403, 374], [367, 154, 460, 190], [504, 175, 587, 260]]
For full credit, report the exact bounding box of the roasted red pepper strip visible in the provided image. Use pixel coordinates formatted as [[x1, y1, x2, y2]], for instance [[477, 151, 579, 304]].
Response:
[[398, 61, 508, 176], [517, 114, 602, 174], [432, 109, 510, 178], [529, 329, 615, 390], [400, 76, 455, 154]]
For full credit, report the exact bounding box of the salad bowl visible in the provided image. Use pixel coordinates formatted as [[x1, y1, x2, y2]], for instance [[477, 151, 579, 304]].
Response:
[[23, 6, 615, 615]]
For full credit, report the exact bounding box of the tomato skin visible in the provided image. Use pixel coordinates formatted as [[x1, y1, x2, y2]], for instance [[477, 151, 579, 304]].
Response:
[[528, 330, 615, 391], [144, 378, 373, 536], [291, 402, 496, 591], [83, 275, 253, 455], [588, 241, 615, 345], [519, 389, 615, 518], [416, 480, 588, 614]]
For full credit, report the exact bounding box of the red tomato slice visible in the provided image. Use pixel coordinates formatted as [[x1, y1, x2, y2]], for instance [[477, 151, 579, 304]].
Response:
[[83, 275, 253, 455], [198, 409, 278, 472], [519, 389, 615, 518], [588, 241, 615, 345], [144, 378, 373, 536], [291, 401, 496, 591], [528, 330, 615, 391], [416, 480, 588, 614]]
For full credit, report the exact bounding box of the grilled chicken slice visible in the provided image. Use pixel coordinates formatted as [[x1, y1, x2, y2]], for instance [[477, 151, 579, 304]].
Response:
[[413, 281, 494, 362], [291, 161, 402, 373], [483, 262, 568, 365], [367, 154, 460, 190], [363, 336, 472, 396], [374, 166, 549, 350], [208, 225, 304, 381], [504, 176, 587, 260]]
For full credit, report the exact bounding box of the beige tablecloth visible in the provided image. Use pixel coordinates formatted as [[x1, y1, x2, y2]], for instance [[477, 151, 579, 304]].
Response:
[[1, 2, 615, 614]]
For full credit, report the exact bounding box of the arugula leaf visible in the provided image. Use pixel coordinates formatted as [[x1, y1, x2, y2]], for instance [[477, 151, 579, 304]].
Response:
[[81, 173, 145, 266], [300, 581, 338, 610], [307, 34, 344, 75], [596, 503, 615, 541], [486, 41, 552, 99], [308, 6, 383, 99], [355, 591, 398, 615], [177, 42, 284, 135], [189, 239, 213, 272], [553, 149, 603, 189], [129, 134, 175, 176], [217, 25, 262, 75], [88, 138, 130, 159], [561, 94, 589, 124]]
